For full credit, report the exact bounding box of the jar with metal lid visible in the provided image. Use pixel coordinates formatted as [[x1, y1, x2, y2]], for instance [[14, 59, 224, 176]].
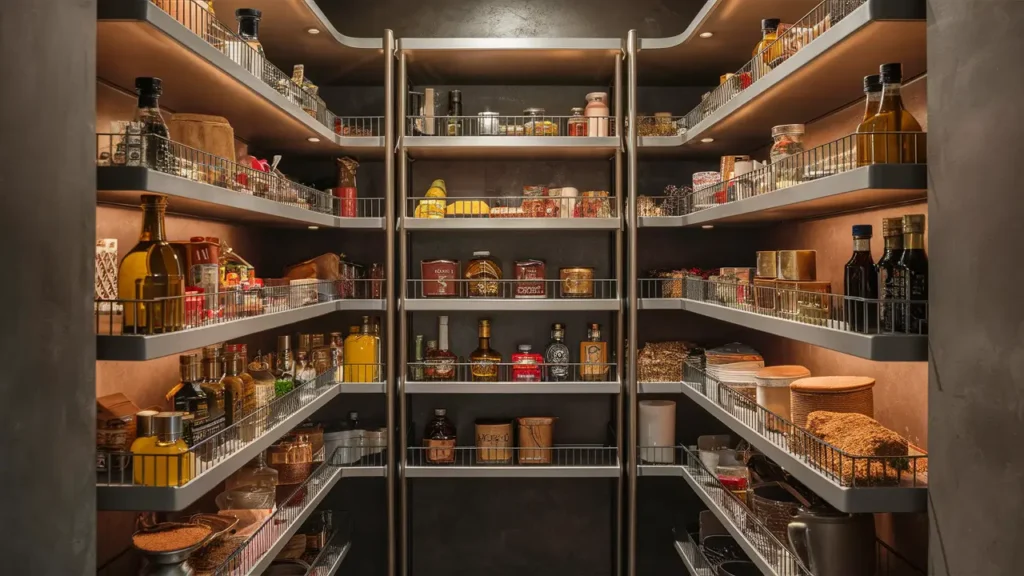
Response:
[[523, 107, 558, 136], [477, 111, 500, 136], [585, 92, 610, 137], [560, 267, 595, 298], [770, 124, 806, 188], [466, 251, 502, 298], [568, 107, 588, 136]]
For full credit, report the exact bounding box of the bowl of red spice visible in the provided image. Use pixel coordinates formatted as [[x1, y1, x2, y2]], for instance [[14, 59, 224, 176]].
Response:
[[132, 522, 213, 564]]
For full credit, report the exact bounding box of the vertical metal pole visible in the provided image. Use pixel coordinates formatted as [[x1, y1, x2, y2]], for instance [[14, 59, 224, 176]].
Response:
[[397, 48, 410, 576], [383, 29, 396, 576], [613, 47, 625, 576], [625, 29, 639, 576]]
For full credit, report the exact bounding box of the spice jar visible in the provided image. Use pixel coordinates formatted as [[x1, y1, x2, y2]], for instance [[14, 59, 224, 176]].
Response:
[[770, 124, 806, 188], [466, 251, 502, 298], [568, 107, 588, 136], [514, 259, 547, 298], [523, 108, 557, 136], [420, 259, 460, 297], [268, 435, 313, 485], [560, 267, 595, 298]]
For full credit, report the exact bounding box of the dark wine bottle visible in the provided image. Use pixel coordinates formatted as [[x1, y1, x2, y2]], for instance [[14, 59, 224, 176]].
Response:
[[896, 214, 928, 334], [844, 224, 878, 333], [877, 217, 905, 332]]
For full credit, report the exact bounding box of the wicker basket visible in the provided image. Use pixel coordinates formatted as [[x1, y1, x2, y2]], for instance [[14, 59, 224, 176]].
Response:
[[789, 376, 874, 428]]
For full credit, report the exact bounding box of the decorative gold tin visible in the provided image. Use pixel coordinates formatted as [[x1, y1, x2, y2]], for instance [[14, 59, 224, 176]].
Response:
[[777, 250, 817, 281], [756, 251, 777, 279]]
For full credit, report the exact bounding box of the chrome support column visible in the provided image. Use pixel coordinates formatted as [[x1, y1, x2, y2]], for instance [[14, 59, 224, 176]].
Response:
[[397, 46, 410, 576], [383, 28, 396, 576], [625, 29, 639, 576]]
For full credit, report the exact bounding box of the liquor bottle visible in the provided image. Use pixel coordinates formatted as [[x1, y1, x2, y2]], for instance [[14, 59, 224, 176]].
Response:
[[235, 8, 265, 53], [580, 323, 609, 381], [294, 350, 317, 385], [870, 63, 925, 164], [544, 323, 570, 382], [344, 316, 380, 382], [411, 335, 425, 381], [896, 214, 928, 334], [877, 217, 905, 333], [117, 194, 185, 334], [752, 19, 781, 81], [470, 319, 502, 382], [856, 75, 883, 166], [199, 345, 226, 420], [130, 410, 159, 485], [225, 343, 256, 417], [130, 77, 174, 173], [423, 408, 456, 464], [168, 353, 210, 447], [134, 412, 192, 487], [511, 344, 543, 382], [221, 352, 247, 428], [446, 90, 463, 136], [423, 339, 438, 380], [426, 316, 456, 381], [844, 225, 878, 333]]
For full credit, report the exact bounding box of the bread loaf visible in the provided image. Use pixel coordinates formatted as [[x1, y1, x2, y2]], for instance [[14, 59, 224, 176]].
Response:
[[805, 411, 911, 486]]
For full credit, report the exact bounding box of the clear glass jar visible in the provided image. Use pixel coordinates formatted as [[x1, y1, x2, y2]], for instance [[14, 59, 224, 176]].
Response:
[[769, 124, 806, 189], [568, 107, 587, 136], [466, 251, 502, 297], [523, 108, 558, 136]]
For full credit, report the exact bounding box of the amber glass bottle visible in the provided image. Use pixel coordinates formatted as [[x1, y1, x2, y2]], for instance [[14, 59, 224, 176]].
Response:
[[863, 63, 925, 164], [896, 214, 928, 334], [221, 351, 246, 428], [855, 75, 882, 166], [470, 319, 502, 382], [117, 195, 185, 334], [752, 18, 781, 80]]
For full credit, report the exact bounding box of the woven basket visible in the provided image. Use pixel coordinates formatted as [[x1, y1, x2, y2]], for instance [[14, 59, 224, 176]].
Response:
[[789, 376, 875, 428]]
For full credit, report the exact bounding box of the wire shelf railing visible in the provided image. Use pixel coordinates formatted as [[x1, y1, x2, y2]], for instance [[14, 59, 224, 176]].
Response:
[[192, 459, 340, 575], [309, 528, 351, 575], [405, 362, 616, 383], [95, 279, 385, 336], [148, 0, 347, 133], [680, 445, 811, 576], [406, 115, 616, 137], [676, 528, 720, 575], [636, 114, 687, 138], [679, 0, 867, 133], [680, 276, 928, 336], [333, 116, 385, 138], [683, 361, 928, 489], [97, 133, 364, 217], [639, 132, 927, 217], [407, 192, 617, 219], [97, 369, 335, 488], [329, 441, 388, 468], [407, 445, 618, 467], [407, 278, 617, 300]]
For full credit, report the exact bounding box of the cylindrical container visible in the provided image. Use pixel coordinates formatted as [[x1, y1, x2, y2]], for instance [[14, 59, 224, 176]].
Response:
[[770, 124, 806, 187], [790, 376, 875, 428], [559, 267, 595, 298], [585, 92, 610, 137], [720, 155, 751, 181], [420, 259, 460, 297], [692, 171, 722, 190], [639, 400, 677, 464], [364, 429, 386, 458], [477, 111, 500, 135], [268, 435, 313, 485], [517, 417, 555, 464], [475, 420, 513, 464], [288, 279, 319, 308], [692, 171, 723, 207], [548, 186, 578, 218], [777, 250, 817, 281], [755, 366, 810, 432], [756, 251, 778, 279], [408, 91, 425, 135], [369, 263, 385, 299], [186, 236, 220, 314], [514, 259, 547, 299], [568, 107, 587, 136], [335, 158, 358, 217]]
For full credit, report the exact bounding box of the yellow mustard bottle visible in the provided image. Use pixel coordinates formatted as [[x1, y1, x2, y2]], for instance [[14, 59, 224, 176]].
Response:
[[344, 316, 380, 382], [135, 411, 193, 487]]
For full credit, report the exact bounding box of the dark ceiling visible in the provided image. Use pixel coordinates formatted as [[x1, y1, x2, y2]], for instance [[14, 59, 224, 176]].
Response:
[[316, 0, 705, 38]]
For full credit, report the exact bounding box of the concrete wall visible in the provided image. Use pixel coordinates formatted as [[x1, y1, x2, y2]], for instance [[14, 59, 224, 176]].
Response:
[[0, 0, 97, 574], [927, 1, 1024, 575]]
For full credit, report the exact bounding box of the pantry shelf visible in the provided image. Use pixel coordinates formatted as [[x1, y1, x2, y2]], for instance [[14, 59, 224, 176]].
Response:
[[96, 374, 339, 511], [678, 446, 810, 576], [97, 166, 385, 229], [637, 0, 821, 85], [97, 299, 385, 361], [680, 364, 928, 513], [403, 298, 621, 312], [638, 164, 927, 228], [403, 380, 621, 394], [97, 0, 382, 154], [405, 446, 620, 478], [402, 217, 620, 231], [311, 533, 353, 576], [403, 136, 621, 161], [675, 531, 716, 576], [213, 0, 385, 85], [338, 382, 387, 394], [637, 0, 926, 157]]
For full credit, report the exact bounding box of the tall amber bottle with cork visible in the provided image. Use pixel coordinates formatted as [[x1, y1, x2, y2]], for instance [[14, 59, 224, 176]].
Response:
[[470, 319, 502, 382]]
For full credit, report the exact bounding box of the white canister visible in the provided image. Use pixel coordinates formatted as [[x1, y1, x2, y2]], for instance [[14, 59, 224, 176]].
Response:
[[755, 365, 810, 432], [639, 400, 677, 464], [325, 429, 365, 465], [585, 92, 610, 137], [549, 187, 578, 218]]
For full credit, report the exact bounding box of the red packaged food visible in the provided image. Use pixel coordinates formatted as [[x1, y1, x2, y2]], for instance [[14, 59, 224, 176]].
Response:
[[514, 259, 547, 299], [420, 260, 460, 297]]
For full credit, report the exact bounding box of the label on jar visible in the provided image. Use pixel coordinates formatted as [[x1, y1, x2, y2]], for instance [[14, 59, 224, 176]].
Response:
[[424, 438, 455, 464], [545, 344, 570, 381], [515, 261, 547, 298], [421, 261, 459, 297]]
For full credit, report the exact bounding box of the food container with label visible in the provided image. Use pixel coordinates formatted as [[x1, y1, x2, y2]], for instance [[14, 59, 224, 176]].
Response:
[[523, 108, 558, 136], [420, 259, 460, 297], [755, 365, 810, 432], [514, 259, 547, 298], [560, 267, 595, 298], [775, 280, 831, 319], [477, 111, 500, 135], [756, 251, 778, 279], [753, 278, 777, 311], [720, 155, 752, 181], [475, 420, 513, 464], [511, 345, 544, 381], [579, 190, 611, 218], [770, 124, 806, 188], [517, 417, 556, 464], [465, 251, 502, 298], [268, 435, 314, 485], [548, 187, 578, 218], [777, 250, 817, 281], [568, 107, 587, 136], [692, 171, 723, 207], [521, 184, 557, 218]]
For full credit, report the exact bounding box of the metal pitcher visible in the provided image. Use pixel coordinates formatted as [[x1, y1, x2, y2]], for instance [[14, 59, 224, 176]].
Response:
[[787, 509, 875, 576]]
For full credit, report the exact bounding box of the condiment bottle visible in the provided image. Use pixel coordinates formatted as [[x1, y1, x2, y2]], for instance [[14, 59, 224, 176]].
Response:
[[844, 225, 878, 333], [580, 323, 609, 381], [874, 63, 925, 163], [544, 323, 570, 382], [221, 351, 246, 428], [423, 408, 457, 464], [752, 18, 781, 80], [585, 92, 610, 137], [426, 317, 456, 381], [344, 316, 380, 382], [896, 214, 928, 334], [140, 412, 192, 487], [131, 410, 159, 485], [877, 217, 905, 333], [511, 344, 543, 382]]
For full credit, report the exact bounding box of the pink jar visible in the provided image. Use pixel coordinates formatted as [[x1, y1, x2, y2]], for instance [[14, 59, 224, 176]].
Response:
[[585, 92, 610, 137]]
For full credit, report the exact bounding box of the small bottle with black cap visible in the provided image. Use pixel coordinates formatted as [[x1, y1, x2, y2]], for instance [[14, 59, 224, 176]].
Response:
[[876, 63, 925, 163], [844, 224, 878, 333], [856, 74, 884, 165]]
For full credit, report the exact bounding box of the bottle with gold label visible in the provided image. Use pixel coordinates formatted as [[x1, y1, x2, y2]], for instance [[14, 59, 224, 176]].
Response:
[[221, 352, 246, 429], [225, 343, 256, 417], [134, 412, 192, 487], [580, 323, 609, 381], [344, 316, 380, 382], [470, 319, 502, 382]]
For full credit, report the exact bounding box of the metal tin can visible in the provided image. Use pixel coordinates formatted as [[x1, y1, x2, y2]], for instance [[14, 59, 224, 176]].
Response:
[[514, 259, 547, 298], [477, 111, 500, 136], [559, 267, 595, 298], [420, 259, 460, 297]]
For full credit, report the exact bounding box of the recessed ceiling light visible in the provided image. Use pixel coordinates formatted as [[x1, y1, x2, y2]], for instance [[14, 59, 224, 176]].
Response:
[[700, 137, 714, 143], [702, 225, 714, 229], [308, 225, 320, 230], [307, 137, 321, 143], [307, 28, 320, 35], [699, 32, 714, 38]]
